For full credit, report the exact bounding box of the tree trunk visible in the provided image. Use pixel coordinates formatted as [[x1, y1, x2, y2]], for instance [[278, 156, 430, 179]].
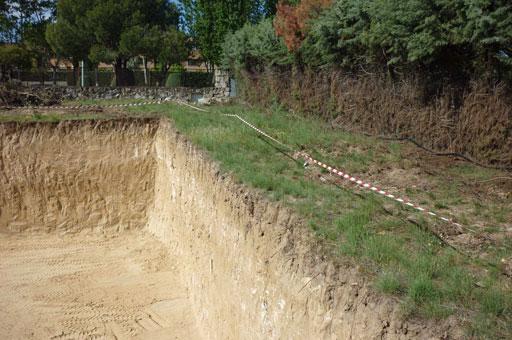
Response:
[[40, 64, 45, 85], [113, 58, 135, 86], [52, 66, 57, 85], [114, 58, 123, 87], [148, 65, 151, 86], [143, 56, 148, 86], [72, 62, 79, 86]]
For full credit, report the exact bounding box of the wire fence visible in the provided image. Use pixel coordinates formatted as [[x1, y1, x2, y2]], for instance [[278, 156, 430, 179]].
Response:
[[12, 69, 213, 88]]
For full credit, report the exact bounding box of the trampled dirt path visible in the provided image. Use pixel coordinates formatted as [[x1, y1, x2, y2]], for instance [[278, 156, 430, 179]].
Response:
[[0, 231, 201, 340]]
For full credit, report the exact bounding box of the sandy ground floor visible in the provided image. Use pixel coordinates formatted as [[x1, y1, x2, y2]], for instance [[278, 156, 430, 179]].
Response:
[[0, 231, 201, 340]]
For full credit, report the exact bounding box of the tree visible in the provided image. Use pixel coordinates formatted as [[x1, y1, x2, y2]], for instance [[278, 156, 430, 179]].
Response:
[[181, 0, 262, 70], [274, 0, 332, 52], [0, 0, 13, 43], [463, 0, 512, 80], [0, 1, 56, 84], [23, 21, 56, 84], [301, 0, 370, 68], [46, 0, 93, 85], [85, 0, 179, 85], [158, 28, 188, 74], [1, 0, 55, 43], [262, 0, 279, 17], [119, 25, 155, 85], [47, 0, 181, 86], [223, 18, 291, 72], [0, 44, 32, 81], [119, 25, 187, 85]]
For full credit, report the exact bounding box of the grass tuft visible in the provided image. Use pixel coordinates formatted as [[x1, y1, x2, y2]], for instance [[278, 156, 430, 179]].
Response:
[[376, 271, 402, 294]]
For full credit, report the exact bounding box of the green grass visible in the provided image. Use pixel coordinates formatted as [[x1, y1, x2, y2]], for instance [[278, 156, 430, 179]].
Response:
[[376, 271, 402, 294], [2, 100, 511, 338], [143, 102, 510, 338], [62, 98, 153, 105]]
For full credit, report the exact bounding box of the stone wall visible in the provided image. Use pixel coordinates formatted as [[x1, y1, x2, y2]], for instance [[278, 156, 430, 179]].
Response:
[[27, 85, 229, 103], [214, 69, 231, 98], [12, 67, 232, 105]]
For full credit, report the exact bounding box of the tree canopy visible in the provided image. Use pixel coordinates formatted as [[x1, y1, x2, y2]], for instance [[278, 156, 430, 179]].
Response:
[[224, 0, 512, 84], [0, 0, 55, 43], [45, 0, 185, 85], [181, 0, 279, 69]]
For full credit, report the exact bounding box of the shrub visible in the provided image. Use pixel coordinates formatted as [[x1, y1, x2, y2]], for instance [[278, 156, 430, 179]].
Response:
[[227, 0, 512, 83], [222, 18, 292, 72], [165, 72, 181, 87], [0, 45, 33, 75], [274, 0, 332, 52]]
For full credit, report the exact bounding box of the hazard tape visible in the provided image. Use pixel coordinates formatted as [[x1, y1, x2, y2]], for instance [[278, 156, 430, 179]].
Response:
[[1, 98, 463, 230], [174, 101, 291, 149], [174, 102, 463, 229], [223, 114, 292, 150], [175, 100, 209, 112], [0, 99, 166, 110], [300, 153, 462, 228]]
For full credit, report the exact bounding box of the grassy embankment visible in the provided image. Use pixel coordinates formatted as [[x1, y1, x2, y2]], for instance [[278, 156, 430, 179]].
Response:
[[1, 99, 510, 338]]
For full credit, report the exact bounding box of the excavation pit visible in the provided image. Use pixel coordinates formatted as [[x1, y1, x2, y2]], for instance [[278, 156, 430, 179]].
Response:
[[0, 118, 453, 339], [0, 232, 198, 339]]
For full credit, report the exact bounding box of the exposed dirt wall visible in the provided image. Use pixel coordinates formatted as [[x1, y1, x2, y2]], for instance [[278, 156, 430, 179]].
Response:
[[0, 118, 460, 338], [147, 120, 458, 339], [0, 119, 157, 233]]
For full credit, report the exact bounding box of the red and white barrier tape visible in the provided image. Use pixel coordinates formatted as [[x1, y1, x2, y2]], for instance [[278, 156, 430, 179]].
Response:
[[175, 100, 209, 112], [223, 114, 291, 149], [1, 99, 464, 229], [175, 102, 291, 149], [0, 100, 165, 110], [177, 102, 464, 229], [300, 153, 462, 228]]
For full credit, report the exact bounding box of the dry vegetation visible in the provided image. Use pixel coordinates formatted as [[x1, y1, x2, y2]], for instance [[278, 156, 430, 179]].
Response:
[[0, 85, 62, 107], [239, 68, 512, 169]]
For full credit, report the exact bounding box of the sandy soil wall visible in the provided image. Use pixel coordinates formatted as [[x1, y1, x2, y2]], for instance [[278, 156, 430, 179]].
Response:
[[0, 119, 157, 233], [0, 118, 457, 338], [147, 120, 456, 339]]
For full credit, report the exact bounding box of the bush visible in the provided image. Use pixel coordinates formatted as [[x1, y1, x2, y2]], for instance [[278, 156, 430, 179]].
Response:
[[0, 45, 33, 76], [222, 18, 292, 72], [165, 72, 181, 87], [226, 0, 512, 83]]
